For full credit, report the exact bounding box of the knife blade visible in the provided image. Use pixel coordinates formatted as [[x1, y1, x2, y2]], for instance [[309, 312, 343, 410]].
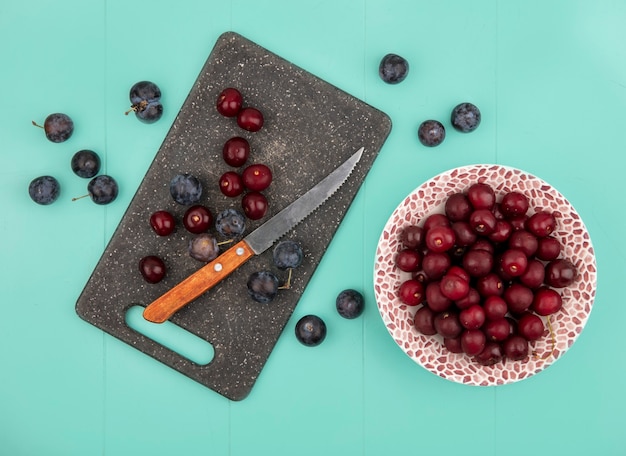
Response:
[[142, 147, 364, 323]]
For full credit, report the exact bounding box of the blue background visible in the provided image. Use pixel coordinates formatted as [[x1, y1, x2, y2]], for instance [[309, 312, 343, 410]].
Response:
[[1, 1, 624, 455]]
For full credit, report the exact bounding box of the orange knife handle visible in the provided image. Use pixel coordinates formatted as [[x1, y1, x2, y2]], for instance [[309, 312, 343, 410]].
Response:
[[142, 239, 256, 323]]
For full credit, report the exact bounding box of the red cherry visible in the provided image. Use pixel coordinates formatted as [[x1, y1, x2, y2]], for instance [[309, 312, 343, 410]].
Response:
[[508, 216, 527, 231], [531, 287, 563, 316], [500, 191, 529, 218], [474, 341, 504, 366], [183, 205, 213, 234], [459, 304, 486, 330], [517, 312, 545, 340], [499, 248, 528, 277], [399, 279, 425, 306], [242, 191, 268, 220], [508, 230, 539, 257], [536, 236, 562, 261], [434, 311, 463, 339], [222, 137, 250, 167], [242, 163, 272, 191], [452, 221, 477, 247], [503, 335, 529, 361], [526, 211, 556, 237], [423, 213, 449, 232], [545, 259, 578, 288], [519, 259, 545, 289], [440, 273, 470, 300], [447, 265, 470, 283], [219, 171, 244, 197], [414, 306, 436, 335], [483, 296, 508, 320], [149, 210, 175, 236], [425, 281, 453, 312], [461, 329, 486, 356], [483, 318, 512, 342], [444, 337, 464, 353], [444, 192, 472, 222], [489, 219, 513, 243], [476, 272, 504, 297], [216, 88, 243, 117], [422, 251, 451, 280], [237, 107, 264, 132], [466, 182, 496, 210], [503, 283, 534, 314], [462, 249, 494, 278], [469, 209, 497, 235], [395, 249, 421, 272], [455, 287, 481, 310], [401, 225, 424, 249], [139, 255, 166, 284]]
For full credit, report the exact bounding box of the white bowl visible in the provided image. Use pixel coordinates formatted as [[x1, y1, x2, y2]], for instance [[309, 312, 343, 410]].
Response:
[[373, 164, 597, 385]]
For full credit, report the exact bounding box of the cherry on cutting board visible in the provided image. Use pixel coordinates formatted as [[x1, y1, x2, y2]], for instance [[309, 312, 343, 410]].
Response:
[[237, 107, 264, 132], [216, 87, 243, 117], [139, 255, 166, 283], [150, 210, 176, 236], [183, 205, 213, 234], [219, 171, 244, 197], [242, 191, 268, 220], [222, 137, 250, 167], [242, 164, 272, 191]]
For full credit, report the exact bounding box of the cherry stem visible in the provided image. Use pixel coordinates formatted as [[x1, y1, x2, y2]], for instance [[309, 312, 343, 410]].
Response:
[[125, 100, 147, 116], [72, 194, 90, 202], [279, 268, 293, 290], [32, 120, 44, 129], [217, 239, 234, 247]]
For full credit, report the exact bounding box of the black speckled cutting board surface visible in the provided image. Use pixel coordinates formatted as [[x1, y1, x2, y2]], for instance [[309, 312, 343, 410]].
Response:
[[76, 31, 391, 401]]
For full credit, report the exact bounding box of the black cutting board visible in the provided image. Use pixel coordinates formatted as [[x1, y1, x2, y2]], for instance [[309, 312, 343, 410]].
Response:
[[76, 32, 391, 401]]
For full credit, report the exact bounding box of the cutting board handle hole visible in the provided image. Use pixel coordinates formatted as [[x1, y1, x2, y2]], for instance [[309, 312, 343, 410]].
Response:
[[125, 306, 214, 365]]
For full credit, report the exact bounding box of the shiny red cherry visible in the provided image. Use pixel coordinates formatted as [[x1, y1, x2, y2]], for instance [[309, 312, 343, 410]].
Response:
[[219, 171, 244, 197], [242, 191, 268, 220], [183, 205, 213, 234], [139, 255, 166, 284], [237, 107, 264, 132], [216, 88, 243, 117], [149, 210, 175, 236], [222, 137, 250, 167], [242, 164, 272, 191]]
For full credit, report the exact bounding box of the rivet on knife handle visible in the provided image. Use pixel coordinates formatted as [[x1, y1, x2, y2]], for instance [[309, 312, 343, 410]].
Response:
[[143, 239, 255, 323]]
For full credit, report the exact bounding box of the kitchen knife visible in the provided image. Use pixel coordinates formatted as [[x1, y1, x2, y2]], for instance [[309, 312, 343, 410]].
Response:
[[143, 147, 364, 323]]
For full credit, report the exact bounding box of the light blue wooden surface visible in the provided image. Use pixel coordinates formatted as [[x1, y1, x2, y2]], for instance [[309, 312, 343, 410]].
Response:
[[1, 1, 624, 454]]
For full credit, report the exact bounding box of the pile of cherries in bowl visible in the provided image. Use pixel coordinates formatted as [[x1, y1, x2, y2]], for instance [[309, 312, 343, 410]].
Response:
[[395, 182, 578, 366]]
